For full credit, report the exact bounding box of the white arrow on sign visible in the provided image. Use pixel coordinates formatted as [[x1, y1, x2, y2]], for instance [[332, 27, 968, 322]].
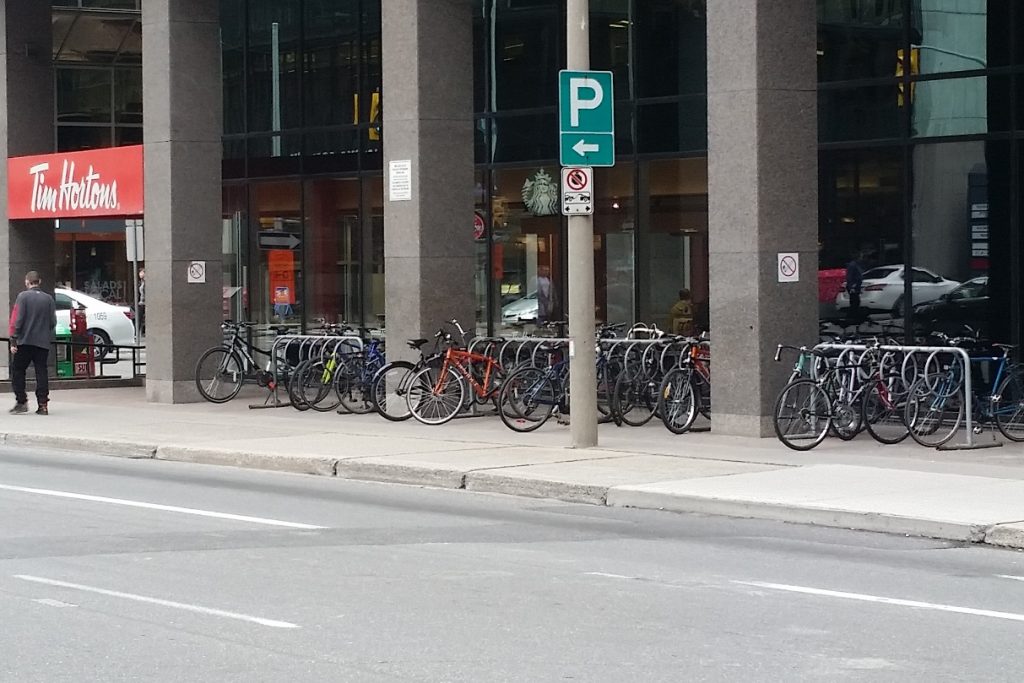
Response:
[[572, 139, 600, 156], [258, 233, 301, 250]]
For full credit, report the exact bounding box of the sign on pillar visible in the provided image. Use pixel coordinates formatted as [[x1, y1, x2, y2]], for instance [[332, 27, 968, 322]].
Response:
[[559, 70, 615, 167], [561, 167, 594, 215]]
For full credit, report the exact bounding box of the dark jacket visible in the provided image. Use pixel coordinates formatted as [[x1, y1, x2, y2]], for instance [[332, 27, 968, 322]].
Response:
[[10, 287, 57, 349]]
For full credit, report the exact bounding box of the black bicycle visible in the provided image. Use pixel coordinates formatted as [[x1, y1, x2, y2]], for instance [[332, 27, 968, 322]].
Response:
[[194, 321, 290, 403]]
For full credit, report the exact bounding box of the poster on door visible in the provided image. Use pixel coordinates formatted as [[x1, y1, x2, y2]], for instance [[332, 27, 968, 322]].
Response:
[[268, 249, 296, 305]]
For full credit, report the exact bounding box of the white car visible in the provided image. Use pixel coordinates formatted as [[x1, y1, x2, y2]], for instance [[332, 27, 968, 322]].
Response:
[[835, 265, 959, 315], [501, 292, 538, 324], [56, 288, 137, 359]]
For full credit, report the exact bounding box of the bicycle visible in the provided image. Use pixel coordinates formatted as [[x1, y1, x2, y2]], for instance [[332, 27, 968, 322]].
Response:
[[406, 335, 506, 425], [370, 329, 453, 422], [194, 321, 291, 403]]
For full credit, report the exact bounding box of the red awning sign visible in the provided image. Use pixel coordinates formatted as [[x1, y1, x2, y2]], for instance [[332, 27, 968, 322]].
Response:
[[7, 145, 144, 219]]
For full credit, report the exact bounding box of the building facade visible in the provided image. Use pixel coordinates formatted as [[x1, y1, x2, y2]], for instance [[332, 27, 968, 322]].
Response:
[[3, 0, 1022, 435]]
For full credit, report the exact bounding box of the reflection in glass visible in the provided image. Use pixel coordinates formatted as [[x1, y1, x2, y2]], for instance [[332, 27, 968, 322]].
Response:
[[306, 179, 361, 326], [492, 168, 563, 335], [595, 164, 636, 327], [637, 158, 709, 333], [250, 182, 303, 328], [909, 141, 1010, 342]]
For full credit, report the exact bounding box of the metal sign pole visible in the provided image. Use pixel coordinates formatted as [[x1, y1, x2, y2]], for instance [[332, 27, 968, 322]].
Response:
[[566, 0, 598, 447]]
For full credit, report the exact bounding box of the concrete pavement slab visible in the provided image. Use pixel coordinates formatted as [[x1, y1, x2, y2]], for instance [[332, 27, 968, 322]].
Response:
[[465, 454, 781, 505], [335, 447, 625, 490], [608, 465, 1024, 542]]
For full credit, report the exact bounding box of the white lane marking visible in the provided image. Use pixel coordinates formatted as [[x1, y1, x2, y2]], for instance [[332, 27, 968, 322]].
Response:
[[997, 575, 1024, 583], [15, 575, 299, 629], [736, 580, 1024, 623], [584, 572, 636, 580], [33, 598, 76, 608], [0, 483, 325, 530]]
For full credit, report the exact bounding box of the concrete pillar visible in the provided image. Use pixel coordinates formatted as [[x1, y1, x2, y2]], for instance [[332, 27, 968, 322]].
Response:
[[142, 0, 222, 402], [381, 0, 475, 355], [0, 0, 54, 379], [707, 0, 819, 436]]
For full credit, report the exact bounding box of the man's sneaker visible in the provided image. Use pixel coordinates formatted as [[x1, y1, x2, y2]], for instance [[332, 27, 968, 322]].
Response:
[[35, 404, 48, 416], [9, 403, 27, 414]]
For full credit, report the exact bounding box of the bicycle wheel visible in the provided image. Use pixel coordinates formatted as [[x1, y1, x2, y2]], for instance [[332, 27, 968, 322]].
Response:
[[308, 360, 343, 413], [612, 372, 658, 427], [407, 365, 466, 425], [904, 376, 964, 447], [288, 360, 331, 412], [194, 347, 245, 403], [659, 368, 695, 435], [337, 360, 375, 414], [596, 358, 621, 416], [862, 377, 910, 445], [995, 370, 1024, 442], [829, 397, 863, 441], [371, 361, 416, 422], [498, 366, 557, 432], [773, 379, 831, 451]]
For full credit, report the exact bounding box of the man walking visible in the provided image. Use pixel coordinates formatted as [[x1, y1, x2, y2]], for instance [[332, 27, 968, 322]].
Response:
[[9, 271, 56, 415]]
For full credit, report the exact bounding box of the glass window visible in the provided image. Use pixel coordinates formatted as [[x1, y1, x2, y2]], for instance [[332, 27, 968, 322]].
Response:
[[363, 176, 385, 327], [57, 126, 113, 152], [590, 0, 631, 99], [250, 181, 303, 330], [303, 0, 360, 128], [818, 148, 905, 333], [490, 113, 559, 163], [488, 2, 560, 111], [306, 178, 361, 325], [819, 84, 904, 143], [637, 158, 709, 333], [57, 68, 112, 124], [638, 98, 707, 154], [635, 0, 707, 97], [911, 0, 1010, 75], [493, 167, 564, 335], [594, 163, 636, 326], [909, 140, 1010, 342], [910, 76, 1009, 138], [114, 68, 142, 125], [247, 0, 302, 133], [222, 185, 248, 322], [817, 0, 904, 82]]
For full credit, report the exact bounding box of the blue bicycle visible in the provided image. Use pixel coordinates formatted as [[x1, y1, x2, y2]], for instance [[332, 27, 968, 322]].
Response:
[[904, 341, 1024, 447]]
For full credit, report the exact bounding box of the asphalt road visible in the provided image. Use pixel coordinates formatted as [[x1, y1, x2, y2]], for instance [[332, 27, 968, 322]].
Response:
[[2, 448, 1024, 682]]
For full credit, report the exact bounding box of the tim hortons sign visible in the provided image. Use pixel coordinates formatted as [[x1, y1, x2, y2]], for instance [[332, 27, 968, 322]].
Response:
[[7, 145, 144, 219]]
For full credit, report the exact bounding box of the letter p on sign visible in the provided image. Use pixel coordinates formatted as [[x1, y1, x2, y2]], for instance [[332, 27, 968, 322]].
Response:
[[569, 78, 604, 127]]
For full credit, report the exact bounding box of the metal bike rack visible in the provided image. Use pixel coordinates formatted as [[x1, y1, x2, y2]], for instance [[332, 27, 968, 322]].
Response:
[[816, 342, 1001, 450], [249, 333, 366, 410]]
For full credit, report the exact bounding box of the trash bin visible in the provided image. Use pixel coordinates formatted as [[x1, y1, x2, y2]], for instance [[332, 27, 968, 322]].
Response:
[[55, 320, 73, 378]]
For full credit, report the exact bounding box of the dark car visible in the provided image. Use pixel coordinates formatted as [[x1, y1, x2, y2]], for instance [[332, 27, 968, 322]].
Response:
[[913, 276, 988, 337]]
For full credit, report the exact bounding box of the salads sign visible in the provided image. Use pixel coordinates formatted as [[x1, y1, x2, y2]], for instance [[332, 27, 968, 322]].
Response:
[[8, 145, 144, 219]]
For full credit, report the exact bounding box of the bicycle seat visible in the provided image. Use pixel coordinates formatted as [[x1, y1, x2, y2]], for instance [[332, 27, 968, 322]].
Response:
[[407, 338, 430, 349], [994, 343, 1018, 350]]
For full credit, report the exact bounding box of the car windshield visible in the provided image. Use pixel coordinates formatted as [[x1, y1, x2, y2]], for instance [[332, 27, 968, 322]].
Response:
[[57, 289, 107, 308], [863, 267, 898, 280]]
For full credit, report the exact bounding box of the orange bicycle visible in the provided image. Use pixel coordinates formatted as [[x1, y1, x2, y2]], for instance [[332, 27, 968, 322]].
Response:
[[406, 338, 505, 425]]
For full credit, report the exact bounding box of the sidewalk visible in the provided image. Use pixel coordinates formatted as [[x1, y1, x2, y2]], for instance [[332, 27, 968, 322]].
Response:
[[5, 386, 1024, 548]]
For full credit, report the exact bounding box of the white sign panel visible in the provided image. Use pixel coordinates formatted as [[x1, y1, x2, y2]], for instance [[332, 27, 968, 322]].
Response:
[[777, 252, 799, 283], [561, 166, 594, 216], [187, 261, 206, 284], [388, 160, 412, 201], [125, 219, 144, 262]]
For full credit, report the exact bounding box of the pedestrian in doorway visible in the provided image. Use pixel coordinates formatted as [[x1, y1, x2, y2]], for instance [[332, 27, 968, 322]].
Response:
[[669, 289, 696, 336], [8, 271, 56, 415], [845, 250, 864, 324], [138, 267, 146, 337], [536, 264, 556, 324]]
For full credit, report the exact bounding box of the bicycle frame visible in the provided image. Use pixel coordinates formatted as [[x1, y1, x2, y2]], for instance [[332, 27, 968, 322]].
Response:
[[436, 347, 502, 399]]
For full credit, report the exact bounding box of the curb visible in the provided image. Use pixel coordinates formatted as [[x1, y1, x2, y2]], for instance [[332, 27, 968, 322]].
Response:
[[5, 431, 1024, 550], [3, 432, 157, 459], [156, 445, 336, 477], [605, 488, 989, 543], [464, 471, 609, 505]]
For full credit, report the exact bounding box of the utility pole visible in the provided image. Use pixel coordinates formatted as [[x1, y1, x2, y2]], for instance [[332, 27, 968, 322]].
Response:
[[565, 0, 598, 448]]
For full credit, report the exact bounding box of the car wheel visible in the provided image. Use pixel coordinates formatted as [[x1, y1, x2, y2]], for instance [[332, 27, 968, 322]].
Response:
[[89, 329, 111, 361]]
